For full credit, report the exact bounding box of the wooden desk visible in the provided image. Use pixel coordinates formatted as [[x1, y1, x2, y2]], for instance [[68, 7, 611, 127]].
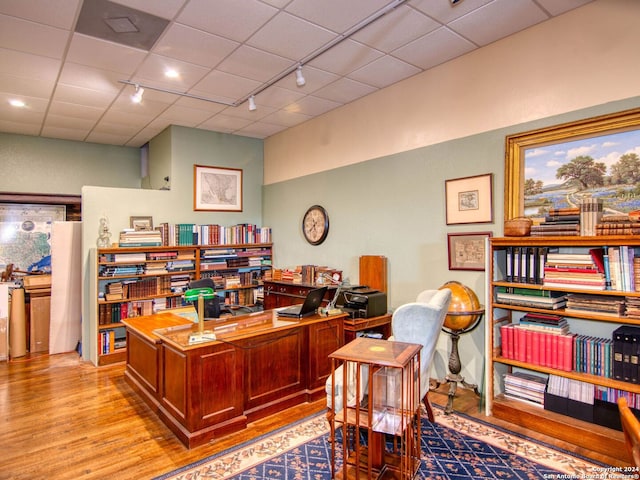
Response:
[[123, 308, 346, 448], [263, 280, 336, 309]]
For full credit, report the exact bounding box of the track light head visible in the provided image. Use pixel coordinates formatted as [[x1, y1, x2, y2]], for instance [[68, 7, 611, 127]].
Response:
[[295, 65, 306, 87], [248, 95, 257, 111], [131, 84, 144, 103]]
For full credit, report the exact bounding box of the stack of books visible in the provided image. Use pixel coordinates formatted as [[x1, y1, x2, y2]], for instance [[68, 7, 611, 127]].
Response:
[[495, 286, 567, 309], [503, 371, 547, 407], [579, 197, 603, 236], [595, 213, 640, 236], [564, 293, 625, 316], [625, 296, 640, 319], [542, 251, 606, 290], [530, 207, 580, 236], [118, 229, 162, 247]]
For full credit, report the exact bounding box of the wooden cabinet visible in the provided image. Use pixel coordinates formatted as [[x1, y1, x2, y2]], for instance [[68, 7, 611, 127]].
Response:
[[263, 280, 335, 309], [92, 243, 272, 366], [486, 236, 640, 460], [123, 309, 345, 448]]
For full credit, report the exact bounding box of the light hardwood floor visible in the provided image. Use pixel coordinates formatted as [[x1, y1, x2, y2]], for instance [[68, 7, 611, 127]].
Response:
[[0, 352, 624, 480]]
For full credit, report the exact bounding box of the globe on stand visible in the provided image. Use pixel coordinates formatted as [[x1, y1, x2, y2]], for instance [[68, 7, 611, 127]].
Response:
[[437, 281, 484, 414]]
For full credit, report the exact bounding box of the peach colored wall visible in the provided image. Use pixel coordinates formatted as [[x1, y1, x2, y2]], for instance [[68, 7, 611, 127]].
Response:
[[264, 0, 639, 185]]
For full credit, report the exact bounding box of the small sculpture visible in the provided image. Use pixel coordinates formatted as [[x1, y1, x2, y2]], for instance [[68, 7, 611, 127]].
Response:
[[97, 216, 112, 248]]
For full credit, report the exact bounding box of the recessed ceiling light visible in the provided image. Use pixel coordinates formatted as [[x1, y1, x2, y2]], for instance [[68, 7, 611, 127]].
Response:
[[9, 99, 26, 108], [165, 69, 179, 78]]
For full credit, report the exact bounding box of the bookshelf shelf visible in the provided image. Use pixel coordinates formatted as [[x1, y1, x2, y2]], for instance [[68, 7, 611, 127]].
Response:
[[91, 242, 273, 366], [486, 235, 640, 461]]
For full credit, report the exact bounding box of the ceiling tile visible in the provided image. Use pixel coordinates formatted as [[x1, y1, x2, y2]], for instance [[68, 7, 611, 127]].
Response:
[[246, 12, 336, 61], [351, 5, 440, 53], [0, 49, 62, 83], [448, 0, 549, 46], [58, 63, 123, 94], [48, 101, 104, 121], [132, 53, 211, 90], [110, 0, 186, 20], [198, 114, 254, 133], [66, 33, 148, 75], [152, 24, 239, 69], [41, 124, 92, 142], [43, 113, 98, 131], [349, 56, 420, 88], [273, 65, 340, 94], [235, 121, 287, 138], [53, 83, 118, 109], [284, 95, 342, 116], [0, 73, 55, 99], [217, 45, 293, 83], [535, 0, 594, 16], [251, 86, 306, 110], [285, 0, 392, 33], [308, 39, 384, 76], [151, 104, 215, 127], [0, 0, 81, 29], [259, 109, 312, 128], [393, 26, 475, 70], [85, 130, 135, 145], [312, 77, 377, 104], [0, 14, 70, 59], [192, 70, 261, 103], [177, 0, 278, 42], [409, 0, 493, 24]]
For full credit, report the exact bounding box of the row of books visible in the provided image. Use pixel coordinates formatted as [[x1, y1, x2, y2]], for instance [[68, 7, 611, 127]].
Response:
[[98, 327, 126, 355], [503, 245, 640, 292], [595, 212, 640, 236], [199, 270, 264, 289], [156, 223, 272, 246], [613, 326, 640, 384], [271, 266, 343, 284], [98, 300, 154, 324]]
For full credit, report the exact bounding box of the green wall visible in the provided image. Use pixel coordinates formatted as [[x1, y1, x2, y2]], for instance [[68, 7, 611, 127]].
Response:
[[263, 96, 640, 390], [0, 132, 141, 193]]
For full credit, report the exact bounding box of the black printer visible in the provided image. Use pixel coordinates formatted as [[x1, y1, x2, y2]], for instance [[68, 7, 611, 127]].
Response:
[[338, 286, 387, 319]]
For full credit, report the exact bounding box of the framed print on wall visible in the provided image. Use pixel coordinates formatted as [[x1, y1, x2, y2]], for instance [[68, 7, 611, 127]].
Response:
[[445, 173, 493, 225], [447, 231, 492, 271], [504, 107, 640, 220], [194, 165, 243, 212]]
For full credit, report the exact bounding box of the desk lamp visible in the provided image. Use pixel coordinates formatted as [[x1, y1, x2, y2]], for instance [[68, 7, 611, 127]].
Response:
[[183, 287, 217, 343]]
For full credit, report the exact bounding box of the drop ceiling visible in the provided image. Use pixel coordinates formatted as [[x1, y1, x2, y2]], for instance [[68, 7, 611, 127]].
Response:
[[0, 0, 593, 147]]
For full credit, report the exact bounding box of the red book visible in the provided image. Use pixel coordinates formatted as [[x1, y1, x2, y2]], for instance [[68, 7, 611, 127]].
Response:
[[550, 334, 559, 369], [525, 329, 534, 364], [531, 330, 541, 366], [500, 324, 514, 359], [538, 331, 547, 367], [515, 327, 527, 362]]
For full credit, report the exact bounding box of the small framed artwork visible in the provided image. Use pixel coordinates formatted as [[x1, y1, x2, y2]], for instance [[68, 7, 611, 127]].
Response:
[[447, 231, 492, 271], [194, 165, 243, 212], [445, 173, 493, 225], [130, 216, 153, 231]]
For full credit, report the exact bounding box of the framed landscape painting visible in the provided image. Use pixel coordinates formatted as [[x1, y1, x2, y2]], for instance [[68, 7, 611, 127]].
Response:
[[504, 107, 640, 220]]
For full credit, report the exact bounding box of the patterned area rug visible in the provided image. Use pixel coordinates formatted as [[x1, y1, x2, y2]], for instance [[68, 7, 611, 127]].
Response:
[[154, 408, 609, 479]]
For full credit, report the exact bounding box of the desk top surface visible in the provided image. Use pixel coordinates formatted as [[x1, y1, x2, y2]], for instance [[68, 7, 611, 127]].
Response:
[[123, 307, 346, 351], [329, 337, 421, 367]]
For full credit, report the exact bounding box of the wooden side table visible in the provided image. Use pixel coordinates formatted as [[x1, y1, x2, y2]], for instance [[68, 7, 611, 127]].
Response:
[[329, 337, 422, 479]]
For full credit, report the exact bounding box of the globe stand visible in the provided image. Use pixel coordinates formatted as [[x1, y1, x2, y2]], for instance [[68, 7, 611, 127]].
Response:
[[435, 309, 484, 415]]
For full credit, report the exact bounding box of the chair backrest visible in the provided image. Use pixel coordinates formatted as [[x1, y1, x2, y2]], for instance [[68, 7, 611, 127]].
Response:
[[391, 288, 452, 398], [619, 396, 640, 468]]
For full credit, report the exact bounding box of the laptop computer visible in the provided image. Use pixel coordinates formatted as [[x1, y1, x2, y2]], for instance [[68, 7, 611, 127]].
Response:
[[277, 286, 328, 318]]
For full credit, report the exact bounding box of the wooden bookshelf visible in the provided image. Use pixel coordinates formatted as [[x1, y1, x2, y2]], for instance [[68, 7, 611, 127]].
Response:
[[486, 236, 640, 459], [92, 243, 272, 366]]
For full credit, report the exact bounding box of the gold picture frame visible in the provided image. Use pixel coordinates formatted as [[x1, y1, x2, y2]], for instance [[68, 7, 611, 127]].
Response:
[[504, 107, 640, 220], [445, 173, 493, 225], [193, 165, 243, 212]]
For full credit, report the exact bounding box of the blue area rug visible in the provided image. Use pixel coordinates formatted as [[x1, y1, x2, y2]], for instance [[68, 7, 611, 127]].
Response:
[[155, 407, 608, 479]]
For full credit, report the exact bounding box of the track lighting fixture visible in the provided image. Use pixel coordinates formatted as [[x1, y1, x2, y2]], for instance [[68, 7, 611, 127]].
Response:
[[248, 95, 257, 111], [131, 84, 144, 103], [295, 65, 305, 87]]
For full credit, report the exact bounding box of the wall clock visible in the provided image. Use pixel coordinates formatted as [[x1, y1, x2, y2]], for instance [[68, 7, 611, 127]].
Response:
[[302, 205, 329, 245]]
